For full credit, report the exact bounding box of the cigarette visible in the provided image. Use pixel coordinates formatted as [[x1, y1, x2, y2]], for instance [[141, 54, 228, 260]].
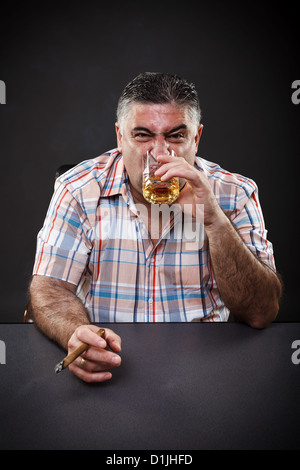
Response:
[[54, 328, 105, 374]]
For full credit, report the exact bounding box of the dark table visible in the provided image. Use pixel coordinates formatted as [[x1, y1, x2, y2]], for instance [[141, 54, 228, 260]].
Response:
[[0, 322, 299, 450]]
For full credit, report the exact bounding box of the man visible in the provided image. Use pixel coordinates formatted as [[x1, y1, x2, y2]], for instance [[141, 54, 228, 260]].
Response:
[[29, 72, 282, 383]]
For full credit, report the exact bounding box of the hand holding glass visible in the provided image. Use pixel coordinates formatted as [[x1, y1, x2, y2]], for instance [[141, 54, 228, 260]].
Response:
[[142, 150, 179, 204]]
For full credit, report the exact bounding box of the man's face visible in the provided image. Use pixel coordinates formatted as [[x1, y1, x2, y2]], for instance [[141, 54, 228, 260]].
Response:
[[115, 102, 203, 198]]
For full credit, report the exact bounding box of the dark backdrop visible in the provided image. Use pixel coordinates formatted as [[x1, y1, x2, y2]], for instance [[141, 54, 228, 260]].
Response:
[[0, 1, 298, 322]]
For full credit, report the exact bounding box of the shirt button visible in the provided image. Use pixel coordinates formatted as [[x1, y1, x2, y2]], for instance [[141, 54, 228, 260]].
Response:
[[148, 298, 153, 304]]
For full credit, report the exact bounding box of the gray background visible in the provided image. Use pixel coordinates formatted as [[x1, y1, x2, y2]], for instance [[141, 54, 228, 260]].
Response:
[[0, 1, 298, 322]]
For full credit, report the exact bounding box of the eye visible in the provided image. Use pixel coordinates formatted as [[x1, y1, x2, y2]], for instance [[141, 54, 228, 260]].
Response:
[[168, 133, 185, 142], [133, 132, 152, 141]]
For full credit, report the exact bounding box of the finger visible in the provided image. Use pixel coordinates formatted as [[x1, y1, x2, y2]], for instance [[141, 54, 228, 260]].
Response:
[[82, 347, 122, 368], [154, 162, 174, 176], [72, 354, 114, 375], [103, 328, 122, 353], [69, 361, 112, 383], [154, 159, 182, 177], [157, 164, 195, 183], [75, 325, 107, 349]]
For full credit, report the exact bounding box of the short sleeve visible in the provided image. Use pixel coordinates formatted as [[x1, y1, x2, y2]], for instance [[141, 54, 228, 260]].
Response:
[[231, 181, 276, 271], [32, 181, 92, 286]]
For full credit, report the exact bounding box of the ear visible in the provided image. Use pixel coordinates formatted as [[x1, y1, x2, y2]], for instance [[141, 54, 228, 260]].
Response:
[[115, 122, 122, 152], [195, 124, 203, 152]]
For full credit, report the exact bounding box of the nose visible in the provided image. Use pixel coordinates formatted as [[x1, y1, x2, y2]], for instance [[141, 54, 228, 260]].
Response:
[[150, 137, 170, 159]]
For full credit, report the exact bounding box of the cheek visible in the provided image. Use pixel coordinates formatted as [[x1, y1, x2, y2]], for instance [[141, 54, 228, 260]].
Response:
[[184, 154, 196, 166], [121, 143, 147, 171], [130, 157, 142, 174], [177, 143, 197, 165], [122, 153, 143, 184]]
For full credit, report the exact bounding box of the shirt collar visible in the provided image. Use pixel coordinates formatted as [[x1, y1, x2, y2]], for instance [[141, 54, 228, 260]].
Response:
[[100, 150, 127, 198]]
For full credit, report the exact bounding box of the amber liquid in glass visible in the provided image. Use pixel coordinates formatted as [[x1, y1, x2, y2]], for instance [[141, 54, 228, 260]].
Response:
[[143, 175, 179, 204]]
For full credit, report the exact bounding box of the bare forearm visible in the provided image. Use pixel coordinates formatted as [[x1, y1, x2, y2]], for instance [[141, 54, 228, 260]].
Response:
[[29, 275, 90, 350], [206, 214, 282, 328]]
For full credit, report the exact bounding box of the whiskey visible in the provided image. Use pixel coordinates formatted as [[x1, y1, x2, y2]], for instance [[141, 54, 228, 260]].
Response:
[[143, 175, 179, 204]]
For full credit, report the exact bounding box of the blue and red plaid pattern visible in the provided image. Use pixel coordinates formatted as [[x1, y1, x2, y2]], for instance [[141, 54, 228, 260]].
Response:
[[33, 148, 276, 322]]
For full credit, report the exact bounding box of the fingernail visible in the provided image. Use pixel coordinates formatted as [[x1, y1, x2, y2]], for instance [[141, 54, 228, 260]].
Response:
[[114, 341, 121, 352]]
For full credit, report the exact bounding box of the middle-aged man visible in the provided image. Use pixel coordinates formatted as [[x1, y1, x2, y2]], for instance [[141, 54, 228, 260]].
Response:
[[29, 72, 282, 382]]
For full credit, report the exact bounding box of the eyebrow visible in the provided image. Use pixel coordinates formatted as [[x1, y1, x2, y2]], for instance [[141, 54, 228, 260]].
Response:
[[132, 124, 188, 135]]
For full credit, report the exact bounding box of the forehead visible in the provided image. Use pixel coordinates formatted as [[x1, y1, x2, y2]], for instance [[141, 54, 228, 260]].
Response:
[[124, 102, 193, 132]]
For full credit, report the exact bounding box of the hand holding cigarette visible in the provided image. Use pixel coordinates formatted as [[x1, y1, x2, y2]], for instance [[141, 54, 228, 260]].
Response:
[[55, 325, 122, 383]]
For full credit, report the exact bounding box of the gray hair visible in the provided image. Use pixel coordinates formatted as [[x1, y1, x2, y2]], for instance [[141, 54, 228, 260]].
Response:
[[117, 72, 201, 132]]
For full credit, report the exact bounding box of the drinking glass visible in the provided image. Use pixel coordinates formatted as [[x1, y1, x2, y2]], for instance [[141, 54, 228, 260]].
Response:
[[142, 150, 179, 204]]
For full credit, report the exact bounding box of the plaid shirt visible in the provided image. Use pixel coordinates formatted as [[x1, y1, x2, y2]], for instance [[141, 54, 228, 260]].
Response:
[[33, 148, 276, 322]]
